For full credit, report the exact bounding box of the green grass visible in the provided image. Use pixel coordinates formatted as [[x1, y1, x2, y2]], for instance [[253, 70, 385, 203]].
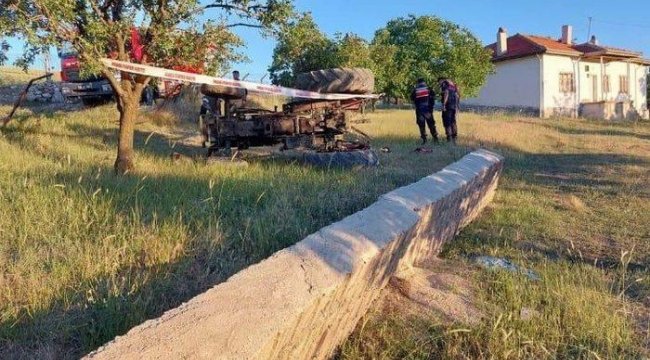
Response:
[[0, 103, 464, 358], [2, 98, 649, 358], [340, 113, 650, 359], [341, 263, 639, 359]]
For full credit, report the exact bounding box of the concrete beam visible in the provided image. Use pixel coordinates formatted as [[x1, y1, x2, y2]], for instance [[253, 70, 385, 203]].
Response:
[[87, 149, 504, 360]]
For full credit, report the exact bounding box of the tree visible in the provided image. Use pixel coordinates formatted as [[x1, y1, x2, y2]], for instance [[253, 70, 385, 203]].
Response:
[[268, 13, 337, 87], [370, 15, 493, 100], [268, 13, 375, 87], [2, 0, 293, 173], [333, 33, 373, 69]]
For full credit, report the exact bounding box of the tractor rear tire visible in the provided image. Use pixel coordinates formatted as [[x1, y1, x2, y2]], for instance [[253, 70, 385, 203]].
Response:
[[200, 84, 247, 99], [294, 68, 374, 94], [302, 149, 379, 168]]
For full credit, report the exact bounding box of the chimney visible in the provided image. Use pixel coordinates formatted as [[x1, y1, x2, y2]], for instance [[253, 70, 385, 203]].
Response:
[[561, 25, 573, 45], [589, 35, 599, 45], [497, 27, 507, 56]]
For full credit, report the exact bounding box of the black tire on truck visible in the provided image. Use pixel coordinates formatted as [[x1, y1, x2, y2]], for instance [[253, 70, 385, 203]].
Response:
[[301, 149, 379, 168], [81, 96, 112, 106], [294, 68, 375, 94]]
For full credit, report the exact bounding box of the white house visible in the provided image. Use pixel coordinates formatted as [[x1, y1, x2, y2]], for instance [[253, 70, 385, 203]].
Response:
[[466, 25, 650, 119]]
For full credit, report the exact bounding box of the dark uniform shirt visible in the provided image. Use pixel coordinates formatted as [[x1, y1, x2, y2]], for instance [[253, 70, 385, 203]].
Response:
[[441, 81, 459, 110], [411, 83, 435, 113]]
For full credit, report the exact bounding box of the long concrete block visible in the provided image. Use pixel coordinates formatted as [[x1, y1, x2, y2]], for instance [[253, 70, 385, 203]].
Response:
[[87, 149, 504, 360]]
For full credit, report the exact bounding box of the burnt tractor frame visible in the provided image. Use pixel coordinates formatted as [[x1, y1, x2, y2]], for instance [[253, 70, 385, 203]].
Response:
[[199, 95, 371, 157]]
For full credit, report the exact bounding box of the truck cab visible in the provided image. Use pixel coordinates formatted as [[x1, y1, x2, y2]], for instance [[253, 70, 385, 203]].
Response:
[[58, 43, 115, 103]]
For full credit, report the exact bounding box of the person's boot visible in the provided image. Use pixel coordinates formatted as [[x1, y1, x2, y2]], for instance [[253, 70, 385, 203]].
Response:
[[432, 134, 439, 144], [421, 137, 427, 145]]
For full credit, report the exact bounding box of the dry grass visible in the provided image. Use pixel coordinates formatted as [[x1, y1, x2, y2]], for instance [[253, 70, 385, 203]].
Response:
[[340, 112, 650, 359], [0, 67, 61, 86]]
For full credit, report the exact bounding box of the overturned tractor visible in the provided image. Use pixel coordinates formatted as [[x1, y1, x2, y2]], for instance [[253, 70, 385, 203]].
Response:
[[198, 68, 378, 167]]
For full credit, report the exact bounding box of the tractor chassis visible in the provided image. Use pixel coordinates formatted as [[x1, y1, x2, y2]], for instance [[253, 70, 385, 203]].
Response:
[[200, 97, 369, 157]]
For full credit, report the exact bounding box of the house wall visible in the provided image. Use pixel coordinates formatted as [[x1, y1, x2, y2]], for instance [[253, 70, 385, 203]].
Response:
[[541, 54, 579, 117], [600, 61, 649, 117], [467, 52, 649, 119], [464, 56, 541, 113], [543, 54, 649, 119]]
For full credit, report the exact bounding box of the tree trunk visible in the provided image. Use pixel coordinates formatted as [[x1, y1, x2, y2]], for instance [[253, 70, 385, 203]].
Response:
[[114, 95, 139, 174]]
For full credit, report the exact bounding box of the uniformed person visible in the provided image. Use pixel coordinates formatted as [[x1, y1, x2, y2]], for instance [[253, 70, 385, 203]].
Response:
[[410, 78, 439, 144], [439, 77, 460, 143]]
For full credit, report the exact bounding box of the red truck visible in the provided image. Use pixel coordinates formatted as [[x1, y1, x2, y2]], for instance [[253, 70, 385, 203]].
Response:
[[57, 29, 210, 104], [58, 44, 115, 104]]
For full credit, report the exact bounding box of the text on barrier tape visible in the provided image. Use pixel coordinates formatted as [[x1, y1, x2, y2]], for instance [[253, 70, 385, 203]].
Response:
[[100, 59, 378, 100]]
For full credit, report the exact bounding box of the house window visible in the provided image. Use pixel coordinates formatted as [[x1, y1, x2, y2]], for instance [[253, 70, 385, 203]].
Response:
[[619, 75, 629, 94], [559, 73, 575, 93], [603, 75, 610, 93]]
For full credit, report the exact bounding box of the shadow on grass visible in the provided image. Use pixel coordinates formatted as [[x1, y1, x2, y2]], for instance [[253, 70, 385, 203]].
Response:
[[518, 119, 650, 141]]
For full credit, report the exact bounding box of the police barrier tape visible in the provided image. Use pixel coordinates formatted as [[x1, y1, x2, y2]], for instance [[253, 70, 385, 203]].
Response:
[[100, 59, 378, 101]]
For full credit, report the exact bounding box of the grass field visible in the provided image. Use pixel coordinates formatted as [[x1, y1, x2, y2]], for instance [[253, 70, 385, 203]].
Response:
[[340, 113, 650, 358], [0, 67, 61, 86], [1, 84, 649, 358], [0, 99, 465, 358]]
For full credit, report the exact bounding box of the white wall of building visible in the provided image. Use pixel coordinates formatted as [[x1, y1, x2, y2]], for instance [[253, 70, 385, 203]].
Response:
[[467, 51, 649, 118], [541, 54, 579, 116], [602, 61, 649, 115], [542, 55, 649, 117], [464, 56, 541, 110]]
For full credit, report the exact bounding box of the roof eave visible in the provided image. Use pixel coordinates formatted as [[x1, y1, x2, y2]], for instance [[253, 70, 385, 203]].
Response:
[[491, 50, 544, 63], [545, 49, 582, 57]]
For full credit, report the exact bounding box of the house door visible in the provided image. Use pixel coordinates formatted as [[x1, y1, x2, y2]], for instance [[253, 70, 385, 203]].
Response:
[[592, 75, 598, 102]]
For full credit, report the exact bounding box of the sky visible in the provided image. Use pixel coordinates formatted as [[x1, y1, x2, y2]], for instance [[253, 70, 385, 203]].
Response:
[[5, 0, 650, 77]]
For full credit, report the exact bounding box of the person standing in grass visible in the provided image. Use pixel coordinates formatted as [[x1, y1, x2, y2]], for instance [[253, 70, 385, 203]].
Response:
[[439, 77, 460, 143], [410, 78, 439, 144]]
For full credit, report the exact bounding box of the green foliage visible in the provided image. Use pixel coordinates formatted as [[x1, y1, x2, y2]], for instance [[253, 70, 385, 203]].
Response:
[[268, 13, 339, 86], [3, 0, 294, 172], [371, 15, 494, 99], [269, 14, 493, 98], [334, 33, 374, 69], [1, 0, 293, 76], [268, 13, 376, 86]]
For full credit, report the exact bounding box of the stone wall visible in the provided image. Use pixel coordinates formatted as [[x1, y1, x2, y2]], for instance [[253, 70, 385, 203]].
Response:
[[26, 80, 64, 103], [87, 149, 504, 360]]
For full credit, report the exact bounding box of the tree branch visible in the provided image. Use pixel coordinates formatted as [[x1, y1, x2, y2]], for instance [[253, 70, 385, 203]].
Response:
[[88, 0, 112, 25], [100, 68, 126, 98], [203, 2, 269, 13], [226, 22, 264, 29]]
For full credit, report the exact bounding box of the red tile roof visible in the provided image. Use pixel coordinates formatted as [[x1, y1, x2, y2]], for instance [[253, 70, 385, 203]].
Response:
[[487, 33, 646, 63], [487, 34, 543, 61]]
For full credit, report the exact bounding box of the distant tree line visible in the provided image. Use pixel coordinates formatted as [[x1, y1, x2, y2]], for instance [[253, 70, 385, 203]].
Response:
[[269, 14, 494, 101]]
